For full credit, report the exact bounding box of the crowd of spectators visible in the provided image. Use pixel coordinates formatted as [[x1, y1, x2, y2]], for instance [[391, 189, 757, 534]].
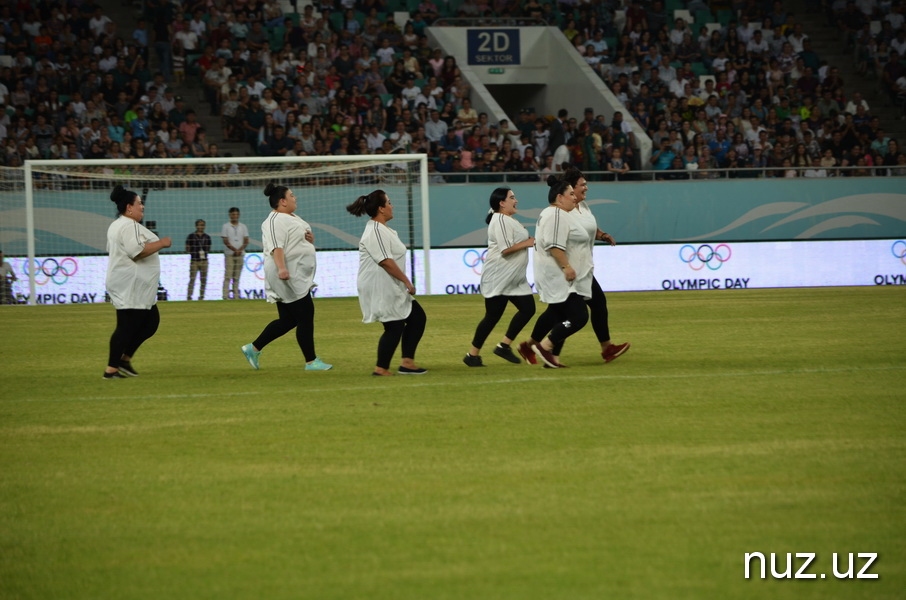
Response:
[[2, 0, 905, 181], [571, 0, 906, 178], [0, 0, 239, 173]]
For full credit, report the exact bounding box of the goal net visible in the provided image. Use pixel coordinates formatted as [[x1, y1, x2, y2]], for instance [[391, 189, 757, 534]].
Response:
[[8, 155, 429, 305]]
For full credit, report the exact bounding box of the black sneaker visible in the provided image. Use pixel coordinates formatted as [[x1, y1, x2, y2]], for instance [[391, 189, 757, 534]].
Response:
[[118, 361, 139, 377], [493, 344, 521, 364], [397, 366, 428, 375], [463, 354, 485, 367], [103, 371, 127, 379]]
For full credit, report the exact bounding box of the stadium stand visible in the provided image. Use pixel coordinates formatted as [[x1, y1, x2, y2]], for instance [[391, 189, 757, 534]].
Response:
[[1, 0, 903, 180]]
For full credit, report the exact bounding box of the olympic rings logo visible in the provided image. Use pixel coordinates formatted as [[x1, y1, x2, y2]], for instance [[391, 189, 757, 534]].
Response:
[[23, 257, 79, 285], [244, 253, 265, 280], [463, 249, 488, 275], [892, 241, 906, 266], [679, 244, 732, 271]]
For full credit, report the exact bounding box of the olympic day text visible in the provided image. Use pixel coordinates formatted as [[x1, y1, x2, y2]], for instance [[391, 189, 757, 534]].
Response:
[[662, 278, 750, 290], [26, 293, 100, 304]]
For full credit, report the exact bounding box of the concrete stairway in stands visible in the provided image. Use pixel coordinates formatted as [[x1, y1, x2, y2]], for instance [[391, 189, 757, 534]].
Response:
[[790, 0, 906, 142]]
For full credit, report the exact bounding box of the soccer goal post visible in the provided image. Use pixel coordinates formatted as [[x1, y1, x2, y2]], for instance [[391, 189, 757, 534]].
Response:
[[19, 155, 430, 305]]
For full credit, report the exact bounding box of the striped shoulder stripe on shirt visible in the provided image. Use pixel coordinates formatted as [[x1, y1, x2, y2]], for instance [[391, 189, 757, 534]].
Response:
[[372, 220, 390, 259], [131, 221, 142, 246], [266, 211, 279, 246], [496, 213, 513, 248], [550, 207, 566, 250]]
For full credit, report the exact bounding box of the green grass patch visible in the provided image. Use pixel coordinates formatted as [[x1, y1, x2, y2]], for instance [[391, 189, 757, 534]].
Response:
[[1, 287, 904, 599]]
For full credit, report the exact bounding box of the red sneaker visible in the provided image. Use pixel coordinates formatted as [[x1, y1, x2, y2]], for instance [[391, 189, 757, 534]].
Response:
[[602, 342, 630, 363], [532, 343, 560, 368], [518, 341, 538, 365]]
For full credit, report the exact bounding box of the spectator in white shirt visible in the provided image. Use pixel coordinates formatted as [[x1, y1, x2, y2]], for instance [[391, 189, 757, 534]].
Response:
[[174, 19, 200, 51], [845, 91, 870, 114], [746, 30, 769, 60], [855, 0, 878, 17], [803, 157, 828, 178], [698, 79, 718, 101], [885, 4, 904, 30], [587, 29, 610, 59], [736, 15, 755, 44], [366, 124, 386, 152], [669, 75, 692, 98], [787, 23, 809, 53], [376, 38, 396, 66], [658, 55, 677, 84], [424, 109, 448, 143], [669, 18, 688, 47], [400, 77, 421, 109], [244, 75, 268, 99], [892, 30, 906, 58], [88, 8, 112, 39], [389, 121, 412, 151], [190, 11, 207, 37]]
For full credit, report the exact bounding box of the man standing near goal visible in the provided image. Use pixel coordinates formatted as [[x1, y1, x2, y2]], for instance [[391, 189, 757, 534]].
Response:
[[0, 249, 18, 305], [221, 207, 249, 300], [186, 219, 211, 301]]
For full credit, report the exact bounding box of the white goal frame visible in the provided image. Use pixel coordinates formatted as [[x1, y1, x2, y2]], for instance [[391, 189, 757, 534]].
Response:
[[22, 155, 431, 305]]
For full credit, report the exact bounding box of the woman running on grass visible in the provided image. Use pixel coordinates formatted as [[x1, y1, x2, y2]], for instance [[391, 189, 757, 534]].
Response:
[[103, 185, 172, 379], [463, 187, 536, 367], [518, 175, 589, 368], [240, 183, 332, 372], [347, 189, 427, 376]]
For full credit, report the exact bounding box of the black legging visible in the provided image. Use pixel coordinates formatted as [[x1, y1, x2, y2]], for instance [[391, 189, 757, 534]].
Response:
[[471, 294, 536, 349], [108, 305, 160, 368], [377, 300, 426, 369], [529, 293, 589, 356], [253, 293, 316, 362], [586, 277, 610, 343]]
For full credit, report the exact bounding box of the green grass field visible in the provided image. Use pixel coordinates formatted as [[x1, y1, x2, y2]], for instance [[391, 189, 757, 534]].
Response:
[[1, 287, 904, 599]]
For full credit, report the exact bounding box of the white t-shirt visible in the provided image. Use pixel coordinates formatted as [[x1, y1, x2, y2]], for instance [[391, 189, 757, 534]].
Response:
[[746, 38, 769, 55], [885, 12, 904, 30], [532, 205, 592, 304], [481, 213, 532, 298], [552, 144, 571, 170], [357, 220, 412, 323], [221, 221, 250, 252], [401, 85, 421, 103], [174, 29, 199, 51], [190, 18, 207, 37], [261, 211, 316, 303], [106, 215, 160, 310], [568, 201, 600, 298], [89, 15, 112, 38], [532, 129, 550, 158], [376, 46, 395, 65]]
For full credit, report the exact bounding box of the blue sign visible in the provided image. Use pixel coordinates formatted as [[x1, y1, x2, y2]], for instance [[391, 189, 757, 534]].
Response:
[[466, 29, 521, 65]]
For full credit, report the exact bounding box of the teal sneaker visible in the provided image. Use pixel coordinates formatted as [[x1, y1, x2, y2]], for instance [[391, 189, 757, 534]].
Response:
[[241, 343, 260, 370], [305, 357, 333, 371]]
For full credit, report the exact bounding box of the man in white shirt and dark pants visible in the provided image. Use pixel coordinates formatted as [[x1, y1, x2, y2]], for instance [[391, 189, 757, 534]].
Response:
[[221, 207, 250, 300]]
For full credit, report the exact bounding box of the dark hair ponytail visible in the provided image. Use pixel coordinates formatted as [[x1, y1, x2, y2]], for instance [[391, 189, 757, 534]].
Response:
[[346, 189, 387, 218], [546, 174, 570, 204], [110, 184, 138, 215], [264, 182, 289, 209], [485, 187, 511, 224]]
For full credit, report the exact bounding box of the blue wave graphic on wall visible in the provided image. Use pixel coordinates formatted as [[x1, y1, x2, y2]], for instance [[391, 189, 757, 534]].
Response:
[[682, 194, 906, 240]]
